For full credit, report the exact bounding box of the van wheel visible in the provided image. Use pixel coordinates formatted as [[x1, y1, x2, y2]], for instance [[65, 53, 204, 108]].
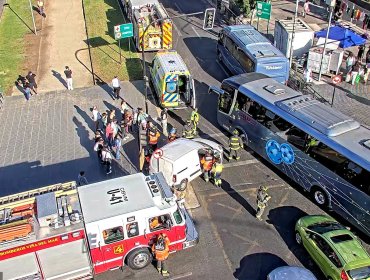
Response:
[[311, 187, 329, 208], [177, 179, 188, 192], [126, 248, 152, 270]]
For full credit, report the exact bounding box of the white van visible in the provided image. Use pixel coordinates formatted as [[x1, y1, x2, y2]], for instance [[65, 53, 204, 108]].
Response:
[[149, 138, 223, 191]]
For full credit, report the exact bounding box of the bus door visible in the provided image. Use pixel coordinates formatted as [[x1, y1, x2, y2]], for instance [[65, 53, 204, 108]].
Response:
[[217, 83, 237, 132]]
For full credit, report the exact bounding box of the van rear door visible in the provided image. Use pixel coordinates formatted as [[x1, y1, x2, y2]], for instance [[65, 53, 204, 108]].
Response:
[[256, 59, 289, 83]]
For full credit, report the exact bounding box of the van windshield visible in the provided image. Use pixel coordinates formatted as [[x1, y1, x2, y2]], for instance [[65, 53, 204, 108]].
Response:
[[166, 82, 178, 93]]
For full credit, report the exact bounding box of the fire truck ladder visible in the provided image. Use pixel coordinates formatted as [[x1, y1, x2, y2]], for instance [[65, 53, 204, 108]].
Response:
[[0, 182, 77, 208]]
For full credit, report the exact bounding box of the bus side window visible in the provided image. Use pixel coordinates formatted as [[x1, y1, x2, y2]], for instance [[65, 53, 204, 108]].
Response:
[[235, 92, 252, 113], [248, 101, 266, 123], [237, 49, 255, 73], [219, 83, 236, 114]]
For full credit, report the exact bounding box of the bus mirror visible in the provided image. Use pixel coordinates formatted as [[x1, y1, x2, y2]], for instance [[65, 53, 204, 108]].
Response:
[[208, 86, 224, 95]]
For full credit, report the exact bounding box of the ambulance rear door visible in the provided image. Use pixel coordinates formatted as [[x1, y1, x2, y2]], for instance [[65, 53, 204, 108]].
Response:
[[162, 74, 179, 108], [188, 76, 196, 108]]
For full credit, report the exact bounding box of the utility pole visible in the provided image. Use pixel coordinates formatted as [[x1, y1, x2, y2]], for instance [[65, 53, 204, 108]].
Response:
[[140, 11, 206, 114], [318, 1, 336, 81], [289, 0, 299, 68], [28, 0, 37, 35]]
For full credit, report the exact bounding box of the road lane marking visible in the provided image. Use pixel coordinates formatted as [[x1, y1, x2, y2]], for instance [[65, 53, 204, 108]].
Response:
[[191, 26, 201, 38], [169, 272, 193, 279], [216, 202, 240, 212], [223, 159, 260, 168], [173, 22, 182, 37]]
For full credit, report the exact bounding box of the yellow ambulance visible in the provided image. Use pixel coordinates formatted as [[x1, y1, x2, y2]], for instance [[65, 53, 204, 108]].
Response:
[[149, 51, 196, 109]]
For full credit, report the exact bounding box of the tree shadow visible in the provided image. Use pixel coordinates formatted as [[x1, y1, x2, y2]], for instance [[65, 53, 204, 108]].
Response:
[[51, 70, 67, 88], [267, 206, 325, 279], [234, 252, 288, 280], [221, 180, 256, 217]]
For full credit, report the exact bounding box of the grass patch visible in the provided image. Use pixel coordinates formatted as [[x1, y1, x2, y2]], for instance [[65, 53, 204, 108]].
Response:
[[0, 1, 34, 94], [84, 0, 142, 82]]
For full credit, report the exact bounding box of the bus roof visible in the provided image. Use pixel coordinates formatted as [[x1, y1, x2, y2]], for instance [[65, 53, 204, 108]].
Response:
[[223, 25, 287, 61], [229, 73, 370, 170]]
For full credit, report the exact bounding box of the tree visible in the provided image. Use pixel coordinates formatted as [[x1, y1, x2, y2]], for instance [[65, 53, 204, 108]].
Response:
[[236, 0, 256, 16]]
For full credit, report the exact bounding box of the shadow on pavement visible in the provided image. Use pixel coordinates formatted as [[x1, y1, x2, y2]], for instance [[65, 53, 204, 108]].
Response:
[[51, 70, 67, 88], [221, 180, 256, 217], [233, 252, 287, 280], [74, 105, 95, 132], [267, 206, 325, 279]]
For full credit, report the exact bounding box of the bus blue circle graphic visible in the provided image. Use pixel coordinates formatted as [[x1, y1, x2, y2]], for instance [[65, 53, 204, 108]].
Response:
[[280, 143, 295, 164], [265, 140, 282, 164]]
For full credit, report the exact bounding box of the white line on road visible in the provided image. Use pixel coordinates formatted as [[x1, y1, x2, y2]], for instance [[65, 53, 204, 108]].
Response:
[[174, 3, 182, 13], [191, 26, 201, 38], [169, 272, 193, 280], [172, 22, 182, 37], [223, 159, 260, 168]]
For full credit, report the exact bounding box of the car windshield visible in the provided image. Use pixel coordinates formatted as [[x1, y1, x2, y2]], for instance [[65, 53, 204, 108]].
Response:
[[348, 266, 370, 279], [307, 221, 345, 234]]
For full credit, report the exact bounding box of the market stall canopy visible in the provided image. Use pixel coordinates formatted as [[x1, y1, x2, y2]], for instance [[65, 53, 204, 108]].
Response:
[[315, 25, 366, 48]]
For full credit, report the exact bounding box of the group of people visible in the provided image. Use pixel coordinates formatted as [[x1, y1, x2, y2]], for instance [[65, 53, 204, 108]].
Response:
[[345, 47, 370, 85]]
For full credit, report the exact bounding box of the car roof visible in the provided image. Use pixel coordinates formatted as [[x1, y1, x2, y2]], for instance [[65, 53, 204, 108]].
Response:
[[322, 230, 370, 264], [268, 266, 317, 280], [160, 139, 206, 162]]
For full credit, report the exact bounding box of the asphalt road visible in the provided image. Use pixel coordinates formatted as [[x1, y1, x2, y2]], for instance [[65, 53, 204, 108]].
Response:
[[98, 0, 369, 280]]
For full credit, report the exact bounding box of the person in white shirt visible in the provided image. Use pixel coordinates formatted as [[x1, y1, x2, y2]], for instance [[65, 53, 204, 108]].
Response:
[[161, 108, 168, 136], [112, 76, 121, 99], [102, 146, 113, 174], [92, 106, 101, 131]]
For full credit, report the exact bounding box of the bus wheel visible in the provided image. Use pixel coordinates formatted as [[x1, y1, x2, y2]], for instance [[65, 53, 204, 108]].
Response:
[[311, 187, 328, 207], [126, 248, 152, 270], [239, 132, 248, 148]]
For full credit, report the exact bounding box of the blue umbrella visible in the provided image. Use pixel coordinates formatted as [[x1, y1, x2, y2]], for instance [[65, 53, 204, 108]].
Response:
[[315, 25, 366, 48]]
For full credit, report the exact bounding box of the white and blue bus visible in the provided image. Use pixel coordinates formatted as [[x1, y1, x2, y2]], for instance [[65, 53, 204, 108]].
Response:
[[209, 73, 370, 237]]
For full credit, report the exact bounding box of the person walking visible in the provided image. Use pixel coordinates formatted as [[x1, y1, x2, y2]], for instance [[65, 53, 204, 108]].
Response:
[[94, 138, 104, 163], [302, 0, 310, 18], [112, 76, 121, 100], [190, 108, 199, 130], [200, 151, 215, 182], [37, 0, 45, 17], [211, 156, 223, 187], [228, 130, 243, 161], [152, 233, 170, 277], [255, 186, 271, 221], [137, 108, 148, 129], [124, 109, 133, 135], [120, 100, 129, 114], [77, 171, 88, 186], [26, 71, 38, 94], [64, 66, 73, 90], [105, 121, 114, 147], [346, 52, 356, 73], [113, 135, 122, 160], [102, 146, 113, 174], [182, 119, 195, 139], [160, 108, 168, 137], [358, 45, 365, 61], [108, 109, 116, 124], [351, 62, 361, 85], [92, 106, 101, 131]]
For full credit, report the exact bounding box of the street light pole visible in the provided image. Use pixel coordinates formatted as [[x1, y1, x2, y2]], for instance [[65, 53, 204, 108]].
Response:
[[318, 5, 334, 81], [289, 0, 299, 68], [28, 0, 37, 35]]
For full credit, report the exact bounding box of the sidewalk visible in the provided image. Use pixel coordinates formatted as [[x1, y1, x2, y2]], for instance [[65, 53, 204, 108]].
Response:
[[0, 80, 160, 195]]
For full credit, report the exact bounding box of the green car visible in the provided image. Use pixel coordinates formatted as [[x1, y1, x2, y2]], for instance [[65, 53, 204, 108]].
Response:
[[295, 215, 370, 280]]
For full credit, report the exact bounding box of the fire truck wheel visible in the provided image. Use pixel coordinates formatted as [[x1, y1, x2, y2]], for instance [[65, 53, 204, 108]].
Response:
[[176, 179, 188, 192], [126, 248, 152, 270]]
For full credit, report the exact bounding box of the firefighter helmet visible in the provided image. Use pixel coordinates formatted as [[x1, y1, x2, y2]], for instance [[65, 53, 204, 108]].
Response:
[[233, 129, 239, 135], [259, 185, 267, 192]]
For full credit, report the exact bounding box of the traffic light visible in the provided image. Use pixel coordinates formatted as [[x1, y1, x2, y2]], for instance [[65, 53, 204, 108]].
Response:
[[203, 8, 216, 30]]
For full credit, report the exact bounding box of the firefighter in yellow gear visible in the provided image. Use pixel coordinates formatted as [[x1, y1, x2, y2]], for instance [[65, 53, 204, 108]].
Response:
[[228, 130, 243, 161], [211, 157, 223, 187], [256, 186, 271, 221], [190, 108, 199, 129], [305, 135, 319, 153], [182, 120, 196, 139]]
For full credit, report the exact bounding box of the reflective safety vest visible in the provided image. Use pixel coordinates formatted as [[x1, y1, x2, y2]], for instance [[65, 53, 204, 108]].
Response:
[[191, 111, 199, 124], [212, 163, 223, 174], [229, 136, 242, 150], [183, 124, 195, 138], [148, 130, 160, 144], [257, 190, 271, 208], [201, 156, 214, 171], [152, 236, 170, 261]]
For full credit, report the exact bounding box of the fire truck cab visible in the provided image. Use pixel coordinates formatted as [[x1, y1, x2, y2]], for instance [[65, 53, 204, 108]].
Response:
[[0, 173, 198, 279], [124, 0, 172, 51]]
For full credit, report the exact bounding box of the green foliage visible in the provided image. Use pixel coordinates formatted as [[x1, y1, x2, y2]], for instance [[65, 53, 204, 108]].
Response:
[[0, 0, 33, 94]]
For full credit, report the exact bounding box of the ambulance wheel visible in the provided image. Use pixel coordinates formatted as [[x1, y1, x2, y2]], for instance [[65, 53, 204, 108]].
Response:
[[177, 179, 188, 192], [126, 248, 152, 270]]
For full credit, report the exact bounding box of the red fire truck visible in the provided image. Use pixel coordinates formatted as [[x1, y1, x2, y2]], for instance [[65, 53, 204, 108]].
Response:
[[0, 173, 198, 280]]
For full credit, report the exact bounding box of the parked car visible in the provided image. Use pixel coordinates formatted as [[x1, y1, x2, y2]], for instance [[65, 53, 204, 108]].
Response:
[[267, 266, 317, 280], [149, 138, 223, 191], [295, 215, 370, 280]]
